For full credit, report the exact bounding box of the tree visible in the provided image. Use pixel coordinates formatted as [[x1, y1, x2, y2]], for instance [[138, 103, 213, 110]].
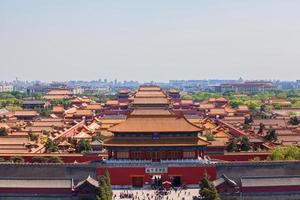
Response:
[[10, 156, 24, 163], [289, 116, 299, 125], [240, 136, 251, 151], [97, 176, 108, 200], [44, 138, 59, 153], [103, 170, 113, 200], [267, 146, 300, 161], [47, 156, 63, 163], [204, 130, 214, 141], [32, 156, 48, 163], [0, 127, 8, 136], [199, 172, 220, 200], [257, 123, 265, 134], [96, 171, 113, 200], [75, 139, 91, 153], [92, 132, 104, 142], [244, 115, 253, 125], [28, 131, 38, 141], [226, 138, 238, 152], [264, 129, 277, 142]]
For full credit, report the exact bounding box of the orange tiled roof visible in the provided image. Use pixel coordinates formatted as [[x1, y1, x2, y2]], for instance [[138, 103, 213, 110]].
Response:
[[135, 91, 166, 98], [46, 89, 72, 95], [237, 105, 249, 112], [106, 100, 119, 105], [43, 95, 71, 100], [74, 110, 93, 117], [133, 98, 169, 105], [199, 104, 215, 109], [181, 100, 193, 105], [85, 103, 102, 110], [74, 131, 92, 139], [52, 106, 65, 113], [108, 114, 201, 133], [71, 97, 91, 103], [32, 121, 64, 127], [131, 109, 172, 116], [225, 107, 236, 113], [139, 86, 161, 91], [209, 109, 227, 115], [14, 110, 39, 117], [64, 107, 77, 114]]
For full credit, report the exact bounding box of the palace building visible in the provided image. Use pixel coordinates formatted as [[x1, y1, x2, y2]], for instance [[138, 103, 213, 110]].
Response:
[[103, 109, 209, 161]]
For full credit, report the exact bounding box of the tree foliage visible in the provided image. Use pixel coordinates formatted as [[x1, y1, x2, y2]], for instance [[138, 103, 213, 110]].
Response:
[[268, 146, 300, 161], [96, 170, 113, 200], [199, 172, 220, 200], [264, 129, 277, 142], [226, 137, 251, 152], [75, 139, 91, 153], [240, 136, 251, 151], [289, 116, 299, 125], [0, 127, 8, 136], [226, 138, 238, 152], [32, 156, 63, 163], [10, 156, 24, 163], [44, 138, 59, 153]]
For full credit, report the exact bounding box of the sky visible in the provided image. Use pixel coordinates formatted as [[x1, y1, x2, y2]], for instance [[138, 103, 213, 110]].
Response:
[[1, 0, 300, 82]]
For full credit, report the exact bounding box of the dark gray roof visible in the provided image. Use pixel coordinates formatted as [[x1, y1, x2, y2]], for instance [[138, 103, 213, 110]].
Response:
[[241, 175, 300, 187], [0, 177, 73, 188], [214, 174, 237, 187], [75, 175, 98, 189]]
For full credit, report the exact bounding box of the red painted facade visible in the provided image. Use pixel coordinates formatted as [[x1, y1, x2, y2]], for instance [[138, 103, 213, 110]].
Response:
[[242, 185, 300, 193], [96, 165, 216, 186], [0, 188, 73, 194]]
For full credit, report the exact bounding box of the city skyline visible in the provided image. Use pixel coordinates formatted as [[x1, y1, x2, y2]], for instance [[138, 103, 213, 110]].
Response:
[[1, 0, 300, 82]]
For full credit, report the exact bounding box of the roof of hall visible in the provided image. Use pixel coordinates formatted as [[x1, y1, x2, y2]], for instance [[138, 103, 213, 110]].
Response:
[[108, 113, 201, 133], [132, 97, 169, 105], [131, 109, 172, 116], [138, 86, 161, 91], [134, 91, 166, 98]]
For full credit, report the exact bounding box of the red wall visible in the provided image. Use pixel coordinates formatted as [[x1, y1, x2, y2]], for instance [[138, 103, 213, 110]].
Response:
[[0, 188, 72, 194], [168, 166, 216, 185], [0, 154, 102, 163], [242, 185, 300, 193], [96, 165, 216, 186]]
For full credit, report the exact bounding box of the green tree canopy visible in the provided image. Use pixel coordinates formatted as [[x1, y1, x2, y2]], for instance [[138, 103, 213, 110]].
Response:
[[75, 139, 91, 153], [199, 172, 220, 200]]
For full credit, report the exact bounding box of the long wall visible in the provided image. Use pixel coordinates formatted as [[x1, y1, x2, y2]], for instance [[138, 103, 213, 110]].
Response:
[[216, 161, 300, 183], [1, 160, 300, 186], [0, 163, 96, 183]]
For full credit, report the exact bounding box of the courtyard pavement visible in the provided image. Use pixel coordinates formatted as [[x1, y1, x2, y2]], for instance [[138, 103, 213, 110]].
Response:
[[113, 188, 199, 200]]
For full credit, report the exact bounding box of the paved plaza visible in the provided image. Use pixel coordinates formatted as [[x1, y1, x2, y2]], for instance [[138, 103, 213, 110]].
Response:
[[113, 189, 199, 200]]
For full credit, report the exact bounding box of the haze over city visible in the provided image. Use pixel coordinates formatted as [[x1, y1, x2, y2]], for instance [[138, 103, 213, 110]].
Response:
[[1, 0, 300, 82]]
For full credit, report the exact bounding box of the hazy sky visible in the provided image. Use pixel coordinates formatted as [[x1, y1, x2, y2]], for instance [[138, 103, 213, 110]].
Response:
[[1, 0, 300, 82]]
